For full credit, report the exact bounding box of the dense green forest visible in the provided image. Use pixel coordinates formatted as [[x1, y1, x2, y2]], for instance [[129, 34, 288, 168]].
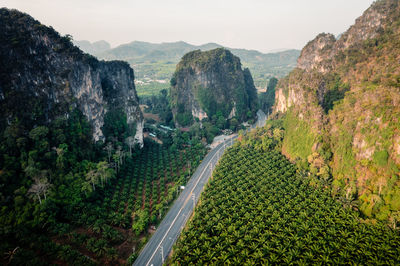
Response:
[[172, 126, 400, 264], [0, 98, 206, 265]]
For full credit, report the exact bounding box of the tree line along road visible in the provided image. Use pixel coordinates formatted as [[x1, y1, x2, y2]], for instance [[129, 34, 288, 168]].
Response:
[[133, 110, 266, 266]]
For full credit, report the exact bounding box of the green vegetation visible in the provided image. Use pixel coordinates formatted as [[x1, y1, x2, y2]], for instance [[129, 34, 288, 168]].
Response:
[[373, 150, 389, 167], [172, 128, 400, 264], [259, 77, 278, 114], [329, 86, 400, 221], [0, 107, 107, 264], [175, 112, 193, 127], [78, 40, 300, 95], [140, 88, 239, 145], [1, 126, 206, 264], [282, 110, 317, 160], [170, 48, 258, 128], [197, 86, 224, 118], [322, 75, 350, 113], [0, 10, 209, 263], [136, 81, 169, 97], [273, 0, 400, 222], [102, 108, 128, 142], [141, 89, 174, 126]]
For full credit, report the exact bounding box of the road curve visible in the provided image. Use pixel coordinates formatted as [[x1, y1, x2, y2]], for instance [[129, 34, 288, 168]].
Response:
[[134, 110, 266, 266]]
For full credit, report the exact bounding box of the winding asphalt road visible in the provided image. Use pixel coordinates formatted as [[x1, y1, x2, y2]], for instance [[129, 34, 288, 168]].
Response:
[[133, 110, 266, 266]]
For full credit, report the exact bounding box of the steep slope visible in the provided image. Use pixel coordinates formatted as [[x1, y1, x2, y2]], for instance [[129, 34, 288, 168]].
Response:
[[170, 48, 258, 127], [0, 8, 143, 145], [274, 0, 400, 221], [75, 40, 299, 92]]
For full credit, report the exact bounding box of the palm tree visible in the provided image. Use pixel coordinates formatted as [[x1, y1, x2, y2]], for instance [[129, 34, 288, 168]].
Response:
[[27, 177, 51, 204], [86, 169, 98, 191], [125, 136, 135, 156], [97, 161, 113, 186], [171, 144, 400, 264], [4, 247, 19, 264], [104, 142, 113, 162]]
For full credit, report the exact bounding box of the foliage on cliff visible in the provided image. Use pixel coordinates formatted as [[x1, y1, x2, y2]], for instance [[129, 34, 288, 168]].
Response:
[[259, 77, 278, 114], [0, 8, 151, 264], [273, 0, 400, 222], [170, 48, 258, 127]]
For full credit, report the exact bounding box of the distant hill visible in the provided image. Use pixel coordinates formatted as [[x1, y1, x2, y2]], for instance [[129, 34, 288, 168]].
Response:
[[73, 40, 111, 55], [74, 40, 300, 95]]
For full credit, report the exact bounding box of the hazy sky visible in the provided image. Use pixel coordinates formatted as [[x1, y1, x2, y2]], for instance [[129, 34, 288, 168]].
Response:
[[2, 0, 375, 53]]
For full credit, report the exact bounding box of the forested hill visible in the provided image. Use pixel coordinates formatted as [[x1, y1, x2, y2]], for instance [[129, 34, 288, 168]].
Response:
[[0, 8, 147, 264], [273, 0, 400, 222], [74, 40, 300, 92], [170, 48, 258, 127]]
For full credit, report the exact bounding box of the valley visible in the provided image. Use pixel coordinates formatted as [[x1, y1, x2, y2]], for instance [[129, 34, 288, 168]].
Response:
[[74, 40, 299, 96], [1, 0, 400, 265]]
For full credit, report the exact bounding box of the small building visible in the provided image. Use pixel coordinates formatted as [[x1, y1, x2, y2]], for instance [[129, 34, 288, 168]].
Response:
[[160, 125, 175, 131]]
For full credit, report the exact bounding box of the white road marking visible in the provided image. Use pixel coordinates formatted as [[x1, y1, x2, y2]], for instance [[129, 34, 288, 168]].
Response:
[[144, 139, 230, 266]]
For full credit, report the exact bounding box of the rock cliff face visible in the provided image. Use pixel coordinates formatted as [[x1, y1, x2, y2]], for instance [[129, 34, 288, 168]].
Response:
[[0, 8, 143, 146], [297, 0, 393, 74], [297, 33, 336, 73], [273, 0, 400, 221], [170, 48, 258, 126]]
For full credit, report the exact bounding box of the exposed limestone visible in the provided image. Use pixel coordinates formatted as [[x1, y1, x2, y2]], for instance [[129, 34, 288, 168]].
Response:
[[228, 103, 237, 119], [192, 105, 208, 121], [393, 135, 400, 165], [170, 48, 258, 127], [134, 120, 144, 148], [297, 33, 336, 73], [353, 134, 375, 161], [0, 8, 144, 146], [272, 0, 400, 221], [297, 0, 396, 73]]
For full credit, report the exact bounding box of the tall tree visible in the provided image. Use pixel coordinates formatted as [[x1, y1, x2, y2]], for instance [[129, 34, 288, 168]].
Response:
[[86, 169, 98, 192], [27, 177, 51, 204], [125, 136, 135, 156], [104, 142, 113, 163]]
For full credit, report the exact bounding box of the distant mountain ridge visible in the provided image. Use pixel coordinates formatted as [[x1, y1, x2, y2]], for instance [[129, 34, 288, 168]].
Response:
[[92, 40, 297, 64], [74, 40, 300, 92], [73, 40, 111, 55]]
